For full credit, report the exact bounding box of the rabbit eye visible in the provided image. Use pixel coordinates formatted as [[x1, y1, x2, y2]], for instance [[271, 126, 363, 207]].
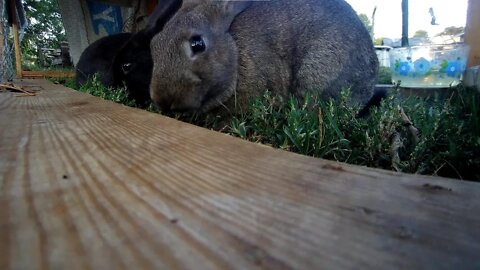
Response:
[[122, 63, 134, 74], [190, 35, 206, 54]]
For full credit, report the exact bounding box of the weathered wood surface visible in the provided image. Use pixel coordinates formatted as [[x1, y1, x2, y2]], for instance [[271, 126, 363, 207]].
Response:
[[1, 79, 479, 270]]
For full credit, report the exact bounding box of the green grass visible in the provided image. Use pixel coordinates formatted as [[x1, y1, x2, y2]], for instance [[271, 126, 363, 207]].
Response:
[[51, 76, 137, 107], [377, 66, 393, 84], [55, 76, 480, 181], [53, 77, 77, 89], [229, 87, 480, 181]]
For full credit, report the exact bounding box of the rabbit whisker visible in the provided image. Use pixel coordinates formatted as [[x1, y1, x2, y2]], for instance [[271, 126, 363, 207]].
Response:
[[234, 87, 238, 111], [216, 98, 231, 114]]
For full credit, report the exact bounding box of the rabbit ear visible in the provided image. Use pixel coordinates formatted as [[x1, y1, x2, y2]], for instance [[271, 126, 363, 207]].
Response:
[[213, 0, 252, 31], [143, 0, 183, 38]]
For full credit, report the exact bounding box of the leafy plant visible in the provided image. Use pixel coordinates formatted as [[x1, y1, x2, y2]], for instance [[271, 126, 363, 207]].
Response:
[[399, 87, 480, 179]]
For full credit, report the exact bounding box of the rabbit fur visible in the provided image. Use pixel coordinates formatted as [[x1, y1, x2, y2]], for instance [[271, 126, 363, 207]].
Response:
[[149, 0, 379, 114]]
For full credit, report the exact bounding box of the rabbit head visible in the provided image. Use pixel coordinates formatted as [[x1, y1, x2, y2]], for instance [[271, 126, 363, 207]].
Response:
[[75, 33, 132, 88], [149, 1, 252, 113], [113, 0, 184, 105], [150, 0, 378, 113], [113, 31, 153, 104]]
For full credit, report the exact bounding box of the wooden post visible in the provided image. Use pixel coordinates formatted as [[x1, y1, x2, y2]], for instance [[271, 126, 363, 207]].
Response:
[[401, 0, 409, 47], [371, 6, 376, 41], [465, 0, 480, 67], [12, 22, 22, 77]]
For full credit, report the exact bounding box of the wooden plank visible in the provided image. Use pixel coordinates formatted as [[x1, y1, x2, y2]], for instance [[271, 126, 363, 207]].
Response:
[[0, 79, 479, 269], [466, 0, 480, 67], [21, 70, 76, 78]]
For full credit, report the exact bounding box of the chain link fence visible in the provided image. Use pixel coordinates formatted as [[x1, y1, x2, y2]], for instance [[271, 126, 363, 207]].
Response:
[[0, 0, 26, 83], [0, 0, 15, 82]]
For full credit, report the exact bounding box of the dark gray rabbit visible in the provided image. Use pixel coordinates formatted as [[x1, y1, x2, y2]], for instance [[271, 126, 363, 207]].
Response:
[[112, 0, 183, 105], [76, 0, 183, 105], [75, 33, 132, 89], [149, 0, 379, 114]]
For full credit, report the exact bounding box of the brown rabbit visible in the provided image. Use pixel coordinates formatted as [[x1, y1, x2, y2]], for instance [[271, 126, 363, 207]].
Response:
[[150, 0, 378, 114]]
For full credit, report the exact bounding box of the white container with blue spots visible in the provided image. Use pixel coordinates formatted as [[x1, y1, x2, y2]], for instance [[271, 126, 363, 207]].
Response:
[[389, 44, 470, 88]]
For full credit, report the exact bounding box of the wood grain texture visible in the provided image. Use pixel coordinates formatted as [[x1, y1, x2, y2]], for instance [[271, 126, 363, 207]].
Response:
[[1, 79, 479, 270], [21, 71, 76, 78]]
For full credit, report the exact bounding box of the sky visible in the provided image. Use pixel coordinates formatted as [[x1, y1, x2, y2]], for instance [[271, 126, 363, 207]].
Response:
[[344, 0, 469, 39]]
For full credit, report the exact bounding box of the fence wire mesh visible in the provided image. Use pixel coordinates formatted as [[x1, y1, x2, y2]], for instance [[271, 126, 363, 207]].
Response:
[[0, 0, 26, 83], [1, 0, 15, 82]]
